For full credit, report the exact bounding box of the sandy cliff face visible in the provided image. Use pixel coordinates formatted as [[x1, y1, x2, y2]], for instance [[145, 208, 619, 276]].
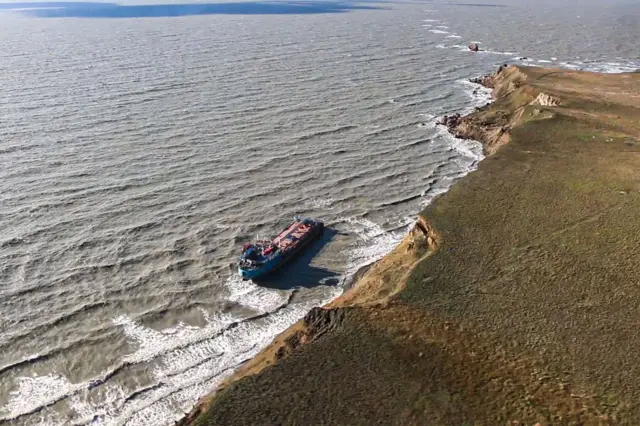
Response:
[[327, 215, 436, 308], [448, 65, 529, 154]]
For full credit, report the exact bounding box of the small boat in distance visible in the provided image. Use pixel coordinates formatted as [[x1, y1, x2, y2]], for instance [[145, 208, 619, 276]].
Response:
[[238, 216, 324, 280]]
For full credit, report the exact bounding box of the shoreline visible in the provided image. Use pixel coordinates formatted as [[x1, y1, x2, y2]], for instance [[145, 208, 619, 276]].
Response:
[[177, 64, 640, 424], [175, 67, 503, 425]]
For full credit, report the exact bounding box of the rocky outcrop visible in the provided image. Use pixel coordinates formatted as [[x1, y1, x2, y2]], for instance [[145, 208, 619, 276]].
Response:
[[275, 307, 346, 360], [410, 216, 438, 251], [451, 115, 513, 155], [437, 113, 462, 132], [439, 65, 532, 154], [468, 64, 508, 89], [469, 75, 492, 87], [304, 307, 345, 338]]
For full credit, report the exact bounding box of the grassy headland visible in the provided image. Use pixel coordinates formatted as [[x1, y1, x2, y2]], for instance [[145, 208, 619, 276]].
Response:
[[179, 66, 640, 425]]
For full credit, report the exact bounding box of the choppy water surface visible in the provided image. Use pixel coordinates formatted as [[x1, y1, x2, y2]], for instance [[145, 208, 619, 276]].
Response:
[[0, 0, 638, 424]]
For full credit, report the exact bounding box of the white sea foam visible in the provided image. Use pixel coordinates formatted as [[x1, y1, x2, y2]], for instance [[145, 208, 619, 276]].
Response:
[[458, 78, 493, 114], [437, 123, 483, 164], [481, 50, 517, 56], [68, 384, 127, 425], [517, 57, 638, 74], [421, 19, 437, 22], [226, 275, 290, 312], [411, 79, 489, 209], [435, 25, 448, 29], [419, 112, 437, 121], [449, 44, 470, 51], [417, 113, 437, 130], [579, 61, 640, 73], [559, 62, 582, 70], [4, 374, 84, 419], [416, 123, 483, 208], [446, 34, 462, 39], [429, 29, 449, 34], [114, 311, 236, 365], [6, 285, 343, 426], [305, 197, 334, 210], [3, 264, 341, 425], [342, 217, 414, 277], [120, 288, 341, 426]]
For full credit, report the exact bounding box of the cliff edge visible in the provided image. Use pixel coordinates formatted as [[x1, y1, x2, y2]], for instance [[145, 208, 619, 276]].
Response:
[[180, 66, 640, 425]]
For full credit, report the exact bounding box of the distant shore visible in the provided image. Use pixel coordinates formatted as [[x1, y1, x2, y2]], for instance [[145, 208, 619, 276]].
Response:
[[178, 65, 640, 425]]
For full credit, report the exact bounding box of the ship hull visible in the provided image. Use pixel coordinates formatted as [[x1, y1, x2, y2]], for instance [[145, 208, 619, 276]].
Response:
[[238, 219, 323, 280]]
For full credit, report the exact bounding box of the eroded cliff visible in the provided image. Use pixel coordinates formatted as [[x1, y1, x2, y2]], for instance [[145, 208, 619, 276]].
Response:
[[179, 66, 640, 425]]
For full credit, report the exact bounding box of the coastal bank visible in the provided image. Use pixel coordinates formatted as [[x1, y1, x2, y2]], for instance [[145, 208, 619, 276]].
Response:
[[179, 65, 640, 425]]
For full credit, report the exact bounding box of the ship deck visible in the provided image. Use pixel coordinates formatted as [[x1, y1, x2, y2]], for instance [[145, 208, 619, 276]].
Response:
[[273, 221, 314, 252]]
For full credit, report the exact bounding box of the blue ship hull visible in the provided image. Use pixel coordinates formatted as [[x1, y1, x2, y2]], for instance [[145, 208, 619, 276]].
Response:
[[238, 253, 283, 279]]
